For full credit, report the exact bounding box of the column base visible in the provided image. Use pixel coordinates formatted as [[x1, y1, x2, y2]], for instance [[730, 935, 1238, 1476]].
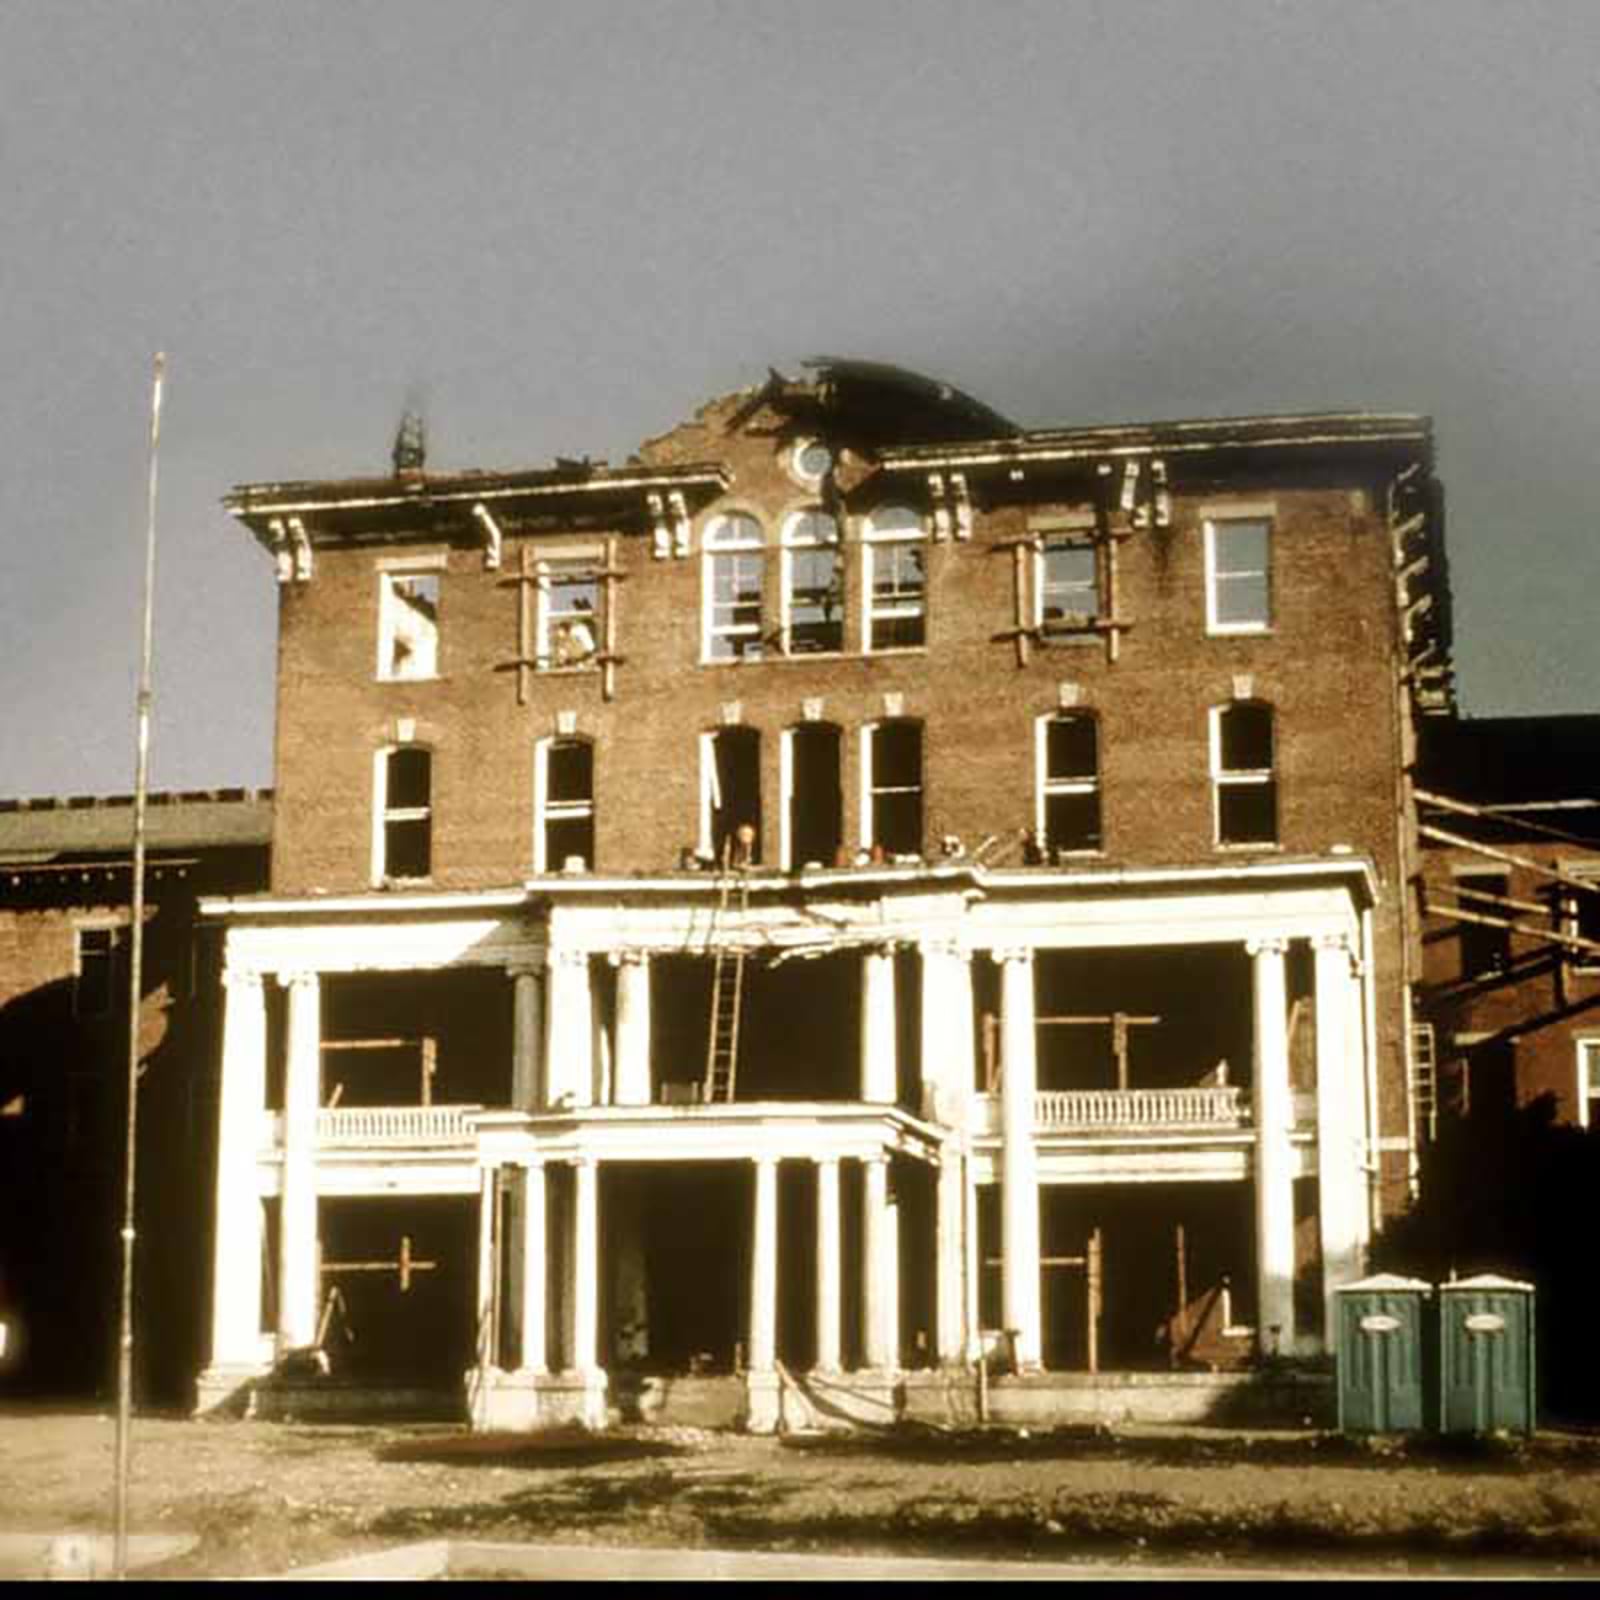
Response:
[[466, 1366, 609, 1432], [753, 1366, 903, 1433]]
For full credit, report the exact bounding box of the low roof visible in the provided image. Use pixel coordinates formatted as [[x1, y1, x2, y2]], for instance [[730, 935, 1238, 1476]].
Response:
[[0, 790, 273, 860]]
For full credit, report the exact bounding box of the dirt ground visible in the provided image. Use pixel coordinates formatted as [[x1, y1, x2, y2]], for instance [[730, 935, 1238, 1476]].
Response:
[[2, 1408, 1598, 1579]]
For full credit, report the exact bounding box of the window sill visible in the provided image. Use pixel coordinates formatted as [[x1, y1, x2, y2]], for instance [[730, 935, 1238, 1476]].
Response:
[[1214, 841, 1283, 853], [375, 674, 443, 686], [862, 646, 929, 660], [1205, 626, 1274, 639]]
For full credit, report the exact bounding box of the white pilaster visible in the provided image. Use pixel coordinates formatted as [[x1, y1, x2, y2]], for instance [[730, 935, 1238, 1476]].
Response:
[[1314, 933, 1366, 1346], [815, 1157, 842, 1371], [749, 1157, 779, 1372], [920, 940, 975, 1126], [570, 1158, 599, 1375], [860, 946, 898, 1104], [510, 965, 545, 1110], [476, 1164, 500, 1373], [862, 1155, 893, 1368], [518, 1161, 547, 1374], [612, 952, 653, 1107], [545, 950, 595, 1108], [208, 968, 267, 1372], [1249, 936, 1296, 1356], [277, 970, 321, 1354], [998, 948, 1042, 1370], [935, 1148, 966, 1364]]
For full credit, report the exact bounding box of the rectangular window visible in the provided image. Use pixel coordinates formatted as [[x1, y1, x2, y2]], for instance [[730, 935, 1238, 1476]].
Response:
[[377, 746, 432, 881], [784, 721, 843, 870], [1455, 871, 1511, 979], [1579, 1038, 1600, 1128], [537, 738, 595, 872], [538, 559, 601, 670], [1038, 714, 1102, 854], [1212, 702, 1277, 846], [74, 926, 121, 1018], [782, 511, 843, 654], [1205, 518, 1271, 633], [703, 727, 762, 866], [863, 507, 927, 652], [1564, 871, 1600, 974], [865, 721, 923, 857], [378, 572, 441, 680], [1037, 538, 1101, 632]]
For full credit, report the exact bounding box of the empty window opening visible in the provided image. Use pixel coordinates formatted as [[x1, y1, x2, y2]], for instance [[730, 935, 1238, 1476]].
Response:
[[317, 1196, 476, 1385], [782, 511, 843, 654], [787, 722, 843, 869], [704, 726, 761, 866], [1038, 537, 1101, 631], [864, 506, 927, 651], [378, 745, 432, 880], [1455, 871, 1511, 979], [539, 559, 600, 670], [704, 513, 766, 660], [865, 720, 923, 858], [1579, 1039, 1600, 1129], [74, 925, 121, 1019], [378, 572, 440, 680], [1039, 713, 1102, 854], [537, 737, 596, 872], [1564, 872, 1600, 974], [1212, 702, 1277, 846], [1205, 518, 1271, 633]]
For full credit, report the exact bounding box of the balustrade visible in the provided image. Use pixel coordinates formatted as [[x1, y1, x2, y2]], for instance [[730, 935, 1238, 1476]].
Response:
[[1033, 1086, 1249, 1131]]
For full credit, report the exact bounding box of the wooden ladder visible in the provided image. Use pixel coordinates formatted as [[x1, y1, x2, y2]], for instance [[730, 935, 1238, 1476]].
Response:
[[703, 860, 750, 1104]]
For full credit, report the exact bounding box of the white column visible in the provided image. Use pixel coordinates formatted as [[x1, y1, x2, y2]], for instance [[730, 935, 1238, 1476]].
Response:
[[998, 949, 1042, 1370], [570, 1158, 599, 1374], [208, 968, 267, 1370], [510, 965, 545, 1110], [545, 950, 595, 1107], [920, 940, 975, 1126], [1314, 933, 1366, 1346], [749, 1157, 779, 1372], [815, 1158, 842, 1371], [476, 1164, 500, 1373], [860, 946, 898, 1104], [1249, 937, 1296, 1356], [612, 952, 652, 1107], [277, 971, 321, 1354], [935, 1148, 966, 1364], [518, 1162, 547, 1374], [862, 1155, 893, 1369]]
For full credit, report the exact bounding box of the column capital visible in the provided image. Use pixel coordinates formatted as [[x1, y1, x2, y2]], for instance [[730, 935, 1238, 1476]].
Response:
[[568, 1154, 596, 1171], [608, 948, 651, 969], [506, 960, 543, 981], [1311, 932, 1353, 954], [862, 939, 904, 960], [861, 1150, 890, 1169], [992, 946, 1034, 967], [514, 1156, 547, 1174], [277, 969, 320, 991], [1245, 936, 1289, 959], [919, 938, 969, 962], [814, 1153, 841, 1171], [549, 948, 591, 970], [750, 1152, 780, 1169], [222, 968, 265, 993]]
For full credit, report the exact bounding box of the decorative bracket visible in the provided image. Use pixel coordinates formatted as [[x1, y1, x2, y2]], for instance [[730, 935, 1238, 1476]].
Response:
[[471, 502, 504, 571]]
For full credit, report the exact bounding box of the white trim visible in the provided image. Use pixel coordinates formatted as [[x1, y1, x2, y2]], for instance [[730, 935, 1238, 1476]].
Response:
[[376, 570, 442, 682], [1210, 701, 1277, 848], [1034, 710, 1102, 855], [372, 743, 433, 886], [533, 555, 602, 672], [374, 550, 449, 572], [1577, 1037, 1600, 1129], [779, 727, 795, 872], [698, 731, 718, 859], [1203, 516, 1272, 635], [860, 718, 923, 855], [1034, 533, 1101, 633], [1559, 863, 1600, 975], [532, 735, 596, 874], [786, 437, 833, 489]]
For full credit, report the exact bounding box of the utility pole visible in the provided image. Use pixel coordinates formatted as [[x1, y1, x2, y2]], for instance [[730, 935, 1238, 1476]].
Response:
[[114, 352, 163, 1581]]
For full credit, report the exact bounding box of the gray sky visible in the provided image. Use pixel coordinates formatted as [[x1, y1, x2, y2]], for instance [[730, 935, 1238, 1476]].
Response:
[[3, 0, 1597, 797]]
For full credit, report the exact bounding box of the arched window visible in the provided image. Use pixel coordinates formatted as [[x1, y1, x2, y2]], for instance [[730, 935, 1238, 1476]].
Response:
[[1037, 712, 1102, 854], [535, 737, 595, 872], [862, 506, 927, 651], [375, 745, 433, 881], [781, 509, 843, 655], [1211, 702, 1277, 845], [703, 512, 766, 660]]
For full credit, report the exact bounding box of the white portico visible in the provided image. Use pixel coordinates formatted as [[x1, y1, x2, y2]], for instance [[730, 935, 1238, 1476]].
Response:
[[195, 855, 1378, 1427]]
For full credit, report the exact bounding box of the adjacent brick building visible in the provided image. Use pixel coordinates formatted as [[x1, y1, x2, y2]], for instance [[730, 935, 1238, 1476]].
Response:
[[196, 360, 1454, 1428]]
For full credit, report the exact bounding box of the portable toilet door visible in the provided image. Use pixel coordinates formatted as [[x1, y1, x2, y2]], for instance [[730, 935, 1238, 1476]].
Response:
[[1334, 1274, 1432, 1434], [1439, 1274, 1536, 1436]]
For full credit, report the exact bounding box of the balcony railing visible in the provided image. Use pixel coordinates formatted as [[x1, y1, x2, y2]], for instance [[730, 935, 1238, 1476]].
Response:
[[1034, 1086, 1249, 1131], [314, 1104, 481, 1146]]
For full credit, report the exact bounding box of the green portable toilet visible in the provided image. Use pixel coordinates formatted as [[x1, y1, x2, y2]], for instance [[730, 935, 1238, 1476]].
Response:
[[1439, 1274, 1536, 1436], [1334, 1274, 1432, 1434]]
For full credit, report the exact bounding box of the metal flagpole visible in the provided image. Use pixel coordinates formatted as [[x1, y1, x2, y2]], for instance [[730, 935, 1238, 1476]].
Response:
[[114, 351, 164, 1581]]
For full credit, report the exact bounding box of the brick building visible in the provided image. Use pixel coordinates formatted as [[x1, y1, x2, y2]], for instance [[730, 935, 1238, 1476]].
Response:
[[195, 360, 1452, 1428], [0, 790, 270, 1403]]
